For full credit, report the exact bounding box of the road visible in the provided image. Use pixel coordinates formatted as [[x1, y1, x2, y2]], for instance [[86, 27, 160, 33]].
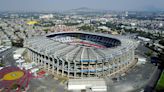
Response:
[[0, 47, 17, 66], [135, 43, 152, 57]]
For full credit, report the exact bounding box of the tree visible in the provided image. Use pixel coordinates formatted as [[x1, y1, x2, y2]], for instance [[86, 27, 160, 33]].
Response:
[[43, 29, 49, 34], [78, 25, 94, 31], [145, 51, 153, 57], [64, 22, 79, 26], [159, 40, 164, 46], [0, 63, 4, 67]]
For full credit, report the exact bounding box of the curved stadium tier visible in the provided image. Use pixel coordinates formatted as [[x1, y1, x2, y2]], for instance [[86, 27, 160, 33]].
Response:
[[24, 31, 138, 78]]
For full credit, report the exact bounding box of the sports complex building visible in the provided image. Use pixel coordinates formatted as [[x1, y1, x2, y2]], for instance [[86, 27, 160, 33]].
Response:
[[24, 31, 138, 78]]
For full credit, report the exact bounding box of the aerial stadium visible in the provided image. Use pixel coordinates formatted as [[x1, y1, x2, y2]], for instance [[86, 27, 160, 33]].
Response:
[[24, 31, 138, 78]]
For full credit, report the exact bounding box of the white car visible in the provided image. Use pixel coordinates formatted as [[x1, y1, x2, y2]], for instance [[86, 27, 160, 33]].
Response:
[[5, 46, 11, 49], [0, 67, 3, 70]]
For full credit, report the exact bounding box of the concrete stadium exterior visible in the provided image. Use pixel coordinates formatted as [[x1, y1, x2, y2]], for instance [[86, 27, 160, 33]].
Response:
[[24, 31, 138, 78]]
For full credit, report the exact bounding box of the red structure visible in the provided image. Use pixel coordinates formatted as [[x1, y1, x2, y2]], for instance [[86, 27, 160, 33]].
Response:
[[0, 66, 32, 92], [69, 41, 106, 48]]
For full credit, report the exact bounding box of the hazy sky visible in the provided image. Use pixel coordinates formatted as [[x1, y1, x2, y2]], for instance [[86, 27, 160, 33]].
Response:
[[0, 0, 164, 11]]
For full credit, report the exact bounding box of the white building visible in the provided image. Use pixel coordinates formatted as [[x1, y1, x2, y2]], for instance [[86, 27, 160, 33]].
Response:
[[68, 79, 107, 92], [137, 36, 151, 42], [39, 14, 54, 19], [137, 56, 147, 65]]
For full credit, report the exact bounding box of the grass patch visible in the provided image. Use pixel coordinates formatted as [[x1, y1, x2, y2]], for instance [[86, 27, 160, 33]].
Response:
[[156, 72, 164, 91], [0, 63, 4, 67]]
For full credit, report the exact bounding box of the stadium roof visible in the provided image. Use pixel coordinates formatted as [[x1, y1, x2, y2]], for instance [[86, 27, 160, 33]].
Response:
[[25, 31, 138, 62]]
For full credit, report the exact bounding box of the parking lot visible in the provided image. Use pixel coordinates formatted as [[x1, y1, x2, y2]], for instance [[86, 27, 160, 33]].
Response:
[[28, 75, 66, 92], [105, 44, 156, 92], [0, 46, 16, 66]]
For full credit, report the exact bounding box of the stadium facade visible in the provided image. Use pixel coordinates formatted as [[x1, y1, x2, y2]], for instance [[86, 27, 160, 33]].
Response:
[[24, 31, 138, 78]]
